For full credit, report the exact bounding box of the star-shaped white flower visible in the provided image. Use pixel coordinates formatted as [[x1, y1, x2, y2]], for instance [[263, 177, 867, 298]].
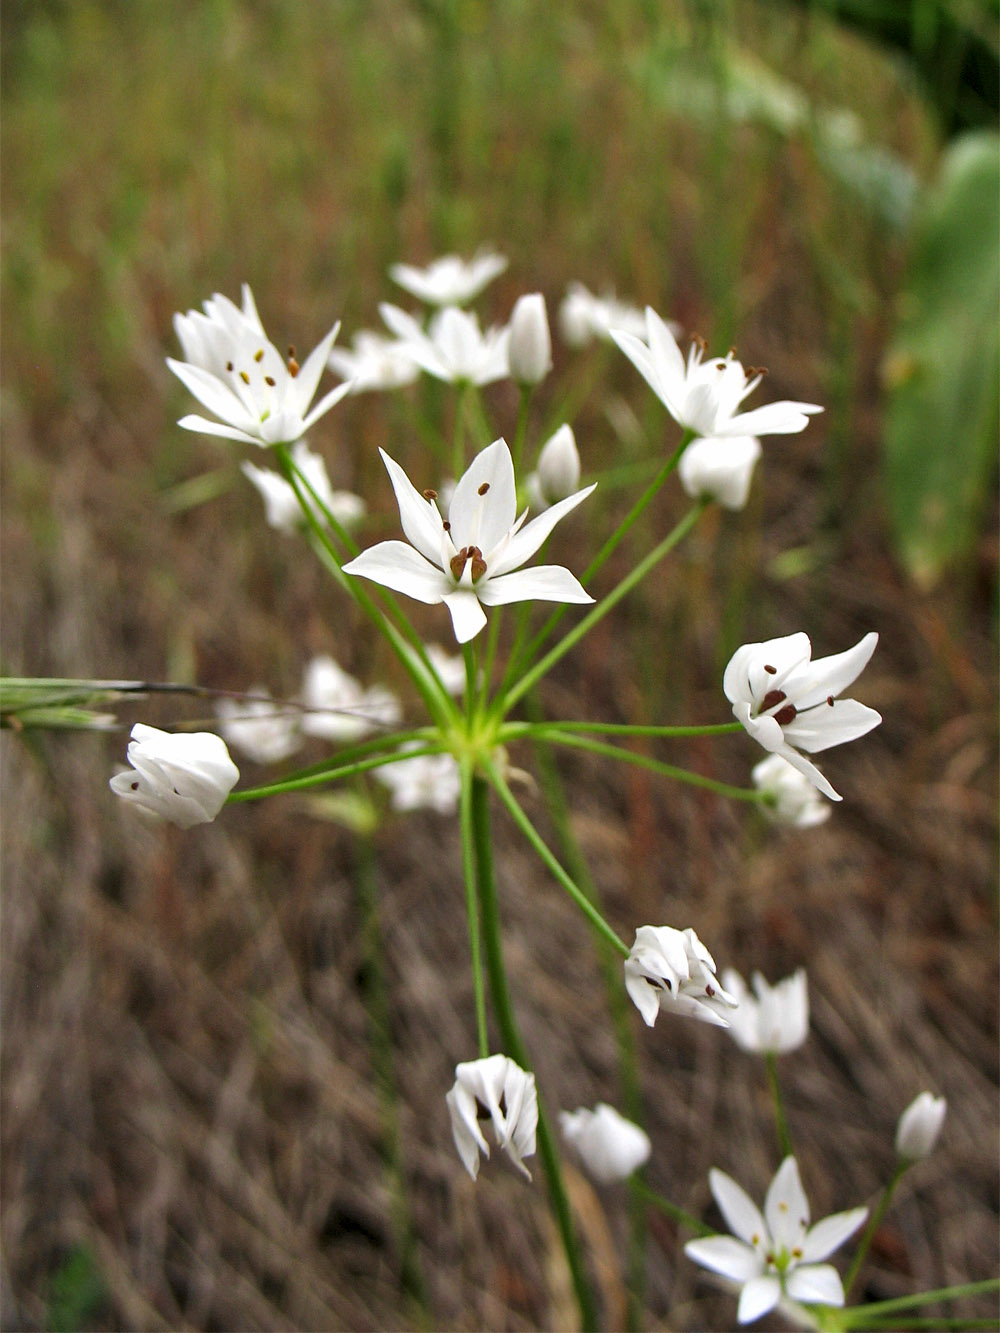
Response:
[[624, 925, 738, 1028], [721, 968, 809, 1055], [446, 1054, 537, 1180], [327, 330, 419, 393], [724, 631, 881, 801], [611, 307, 823, 438], [389, 250, 507, 306], [343, 439, 595, 644], [558, 282, 658, 347], [110, 724, 239, 828], [375, 743, 461, 814], [684, 1157, 867, 1325], [300, 656, 401, 742], [241, 441, 365, 534], [560, 1103, 651, 1183], [379, 303, 510, 386], [167, 285, 350, 447]]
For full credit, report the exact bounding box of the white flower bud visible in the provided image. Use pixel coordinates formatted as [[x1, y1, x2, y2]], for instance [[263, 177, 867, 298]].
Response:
[[534, 425, 581, 505], [110, 724, 239, 828], [678, 435, 762, 510], [508, 292, 552, 385], [895, 1092, 947, 1161], [560, 1104, 651, 1183]]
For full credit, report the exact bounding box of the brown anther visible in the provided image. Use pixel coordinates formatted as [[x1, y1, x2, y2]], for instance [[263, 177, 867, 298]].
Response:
[[470, 548, 487, 581], [764, 664, 777, 674], [706, 984, 716, 997], [287, 344, 296, 358], [477, 482, 490, 496], [130, 780, 139, 791], [450, 548, 468, 580], [254, 348, 264, 363], [773, 704, 798, 727], [442, 519, 451, 532], [762, 689, 787, 711], [239, 370, 250, 385], [827, 696, 835, 706], [264, 375, 276, 387], [728, 346, 738, 358], [792, 1246, 803, 1259], [287, 355, 300, 378], [692, 333, 707, 350], [422, 488, 438, 500], [226, 360, 234, 373]]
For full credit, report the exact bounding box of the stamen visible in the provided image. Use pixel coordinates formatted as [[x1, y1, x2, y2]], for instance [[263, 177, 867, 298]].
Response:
[[773, 704, 798, 727], [762, 689, 787, 711], [287, 346, 300, 378], [264, 375, 276, 387], [692, 333, 707, 351], [469, 546, 487, 581], [423, 488, 438, 500], [254, 348, 264, 363], [477, 482, 490, 496], [226, 360, 234, 373], [792, 1246, 803, 1259], [827, 696, 835, 706], [705, 984, 716, 997], [764, 664, 777, 674], [239, 371, 251, 385], [442, 520, 451, 532]]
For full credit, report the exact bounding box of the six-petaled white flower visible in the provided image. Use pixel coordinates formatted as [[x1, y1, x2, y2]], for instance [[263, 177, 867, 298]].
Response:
[[446, 1054, 537, 1180], [721, 968, 809, 1055], [560, 1103, 651, 1183], [110, 723, 239, 828], [895, 1092, 947, 1162], [216, 688, 303, 764], [611, 307, 823, 438], [342, 439, 595, 644], [300, 656, 401, 742], [375, 743, 461, 814], [379, 303, 511, 386], [167, 285, 350, 447], [625, 925, 738, 1028], [752, 754, 832, 828], [724, 631, 881, 801], [678, 434, 762, 509], [241, 441, 365, 535], [684, 1157, 867, 1325], [389, 250, 508, 307], [327, 329, 419, 393], [559, 281, 657, 347]]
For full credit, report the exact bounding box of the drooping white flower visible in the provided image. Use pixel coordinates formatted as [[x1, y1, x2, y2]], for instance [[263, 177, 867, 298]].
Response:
[[721, 968, 809, 1055], [389, 250, 508, 307], [624, 925, 738, 1028], [110, 723, 239, 828], [327, 330, 419, 393], [446, 1054, 537, 1180], [342, 439, 595, 644], [240, 441, 365, 535], [508, 292, 552, 385], [167, 285, 350, 447], [379, 303, 510, 386], [216, 688, 303, 764], [375, 743, 461, 814], [611, 307, 823, 438], [300, 656, 401, 742], [752, 754, 832, 829], [684, 1157, 867, 1325], [558, 282, 656, 347], [560, 1103, 651, 1183], [678, 434, 762, 509], [724, 631, 881, 802], [895, 1092, 947, 1161], [526, 425, 581, 509]]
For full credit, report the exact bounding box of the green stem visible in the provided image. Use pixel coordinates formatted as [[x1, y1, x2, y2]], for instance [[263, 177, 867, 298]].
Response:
[[458, 758, 489, 1058], [484, 756, 629, 957], [765, 1052, 793, 1159], [837, 1280, 1000, 1329], [520, 720, 744, 739], [630, 1181, 714, 1237], [228, 743, 445, 802], [470, 776, 599, 1331], [499, 499, 708, 717], [844, 1162, 907, 1298]]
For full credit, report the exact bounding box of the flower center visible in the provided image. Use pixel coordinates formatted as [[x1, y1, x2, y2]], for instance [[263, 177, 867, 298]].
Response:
[[450, 545, 487, 583], [760, 688, 797, 727]]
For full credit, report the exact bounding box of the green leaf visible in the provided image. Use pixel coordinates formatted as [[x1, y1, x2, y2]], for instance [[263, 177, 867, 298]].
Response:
[[883, 131, 1000, 588]]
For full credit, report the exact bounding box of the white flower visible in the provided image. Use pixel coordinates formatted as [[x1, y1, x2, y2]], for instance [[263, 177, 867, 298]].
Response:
[[508, 292, 552, 385], [167, 285, 350, 447], [424, 644, 467, 696], [724, 631, 881, 801], [526, 425, 581, 509], [375, 743, 461, 814], [389, 250, 507, 306], [240, 441, 365, 535], [752, 754, 832, 829], [895, 1092, 947, 1161], [558, 282, 656, 347], [560, 1103, 651, 1183], [300, 656, 401, 742], [327, 330, 419, 393], [379, 303, 510, 386], [624, 925, 738, 1028], [678, 434, 762, 509], [446, 1054, 537, 1180], [721, 968, 809, 1055], [109, 723, 238, 828], [342, 439, 596, 644], [216, 688, 302, 764], [684, 1157, 867, 1325], [611, 307, 823, 438]]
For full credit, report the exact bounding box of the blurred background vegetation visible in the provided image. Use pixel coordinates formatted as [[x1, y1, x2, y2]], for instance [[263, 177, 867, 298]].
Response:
[[2, 2, 997, 1329]]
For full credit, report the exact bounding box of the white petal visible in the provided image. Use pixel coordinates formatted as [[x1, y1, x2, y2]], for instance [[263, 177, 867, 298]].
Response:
[[644, 306, 687, 403], [783, 632, 878, 711], [786, 1263, 846, 1307], [774, 743, 842, 801], [488, 483, 597, 577], [726, 401, 821, 436], [379, 450, 448, 566], [441, 589, 488, 643], [738, 1275, 782, 1324], [301, 378, 353, 434], [343, 542, 449, 603], [781, 699, 882, 754], [448, 439, 517, 553], [723, 634, 812, 706], [764, 1157, 809, 1253], [177, 415, 267, 446], [684, 1235, 762, 1283], [293, 323, 341, 413], [478, 565, 594, 607], [709, 1168, 767, 1248], [167, 360, 252, 428], [800, 1208, 867, 1264], [609, 328, 662, 403]]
